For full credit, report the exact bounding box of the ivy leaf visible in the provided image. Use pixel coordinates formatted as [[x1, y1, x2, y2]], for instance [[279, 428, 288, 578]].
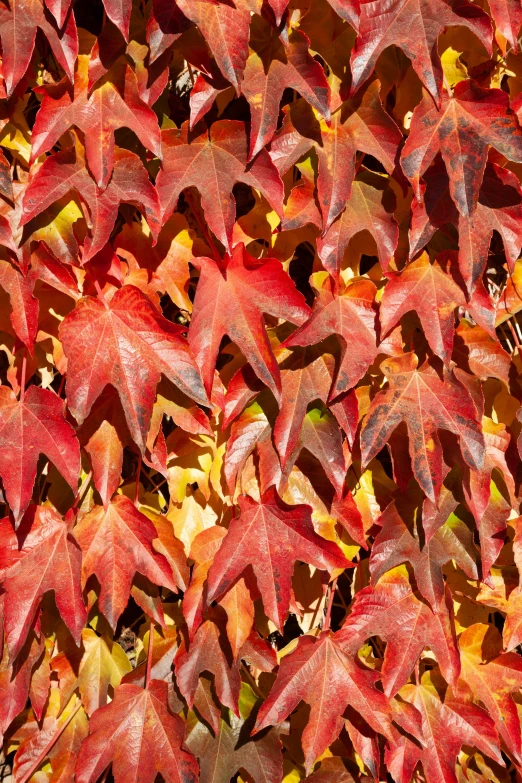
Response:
[[458, 623, 522, 763], [186, 683, 286, 783], [1, 506, 86, 659], [74, 495, 179, 630], [175, 614, 242, 714], [0, 385, 80, 525], [75, 679, 199, 783], [350, 0, 492, 103], [386, 672, 503, 783], [22, 142, 161, 262], [206, 487, 350, 632], [156, 121, 284, 252], [338, 566, 460, 696], [270, 84, 402, 232], [254, 631, 392, 773], [60, 285, 208, 451], [285, 276, 379, 399], [243, 16, 330, 159], [0, 0, 78, 97], [361, 353, 485, 502], [30, 55, 162, 189], [402, 80, 522, 217], [187, 243, 311, 401]]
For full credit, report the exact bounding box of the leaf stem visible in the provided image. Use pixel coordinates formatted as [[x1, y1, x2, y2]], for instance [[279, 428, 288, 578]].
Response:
[[145, 619, 154, 689], [323, 577, 338, 632], [184, 189, 222, 265], [72, 470, 92, 510], [93, 279, 109, 309], [19, 351, 27, 403], [19, 700, 82, 783], [134, 454, 142, 508]]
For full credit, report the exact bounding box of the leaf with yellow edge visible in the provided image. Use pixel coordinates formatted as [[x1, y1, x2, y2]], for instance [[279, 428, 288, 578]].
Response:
[[78, 628, 132, 716], [114, 213, 208, 312], [167, 487, 219, 555], [457, 623, 522, 763]]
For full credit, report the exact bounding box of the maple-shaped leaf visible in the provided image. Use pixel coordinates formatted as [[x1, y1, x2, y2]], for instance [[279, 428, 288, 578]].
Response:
[[242, 16, 330, 159], [1, 505, 86, 658], [410, 159, 522, 291], [317, 168, 398, 279], [457, 623, 522, 763], [254, 631, 392, 772], [350, 0, 492, 103], [0, 0, 78, 97], [177, 0, 250, 92], [0, 385, 80, 525], [380, 252, 471, 363], [59, 285, 208, 451], [401, 80, 522, 217], [338, 566, 460, 696], [285, 276, 378, 400], [361, 353, 485, 502], [75, 679, 198, 783], [175, 614, 242, 714], [270, 83, 402, 232], [74, 495, 179, 630], [30, 55, 162, 189], [156, 121, 283, 252], [186, 682, 286, 783], [371, 498, 478, 609], [21, 142, 161, 262], [273, 345, 336, 472], [386, 672, 503, 783], [206, 487, 349, 631], [187, 242, 310, 400]]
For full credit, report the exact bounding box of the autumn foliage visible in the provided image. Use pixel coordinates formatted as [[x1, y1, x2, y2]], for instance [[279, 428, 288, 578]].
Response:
[[3, 0, 522, 781]]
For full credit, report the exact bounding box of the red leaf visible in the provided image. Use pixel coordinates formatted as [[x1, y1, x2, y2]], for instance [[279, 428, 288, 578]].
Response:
[[350, 0, 492, 103], [30, 56, 161, 189], [156, 121, 284, 252], [361, 353, 485, 502], [0, 0, 78, 97], [2, 506, 86, 658], [74, 495, 179, 630], [187, 243, 310, 400], [206, 486, 350, 632], [338, 566, 460, 696], [22, 142, 161, 262], [0, 385, 80, 524], [75, 679, 198, 783], [402, 80, 522, 218], [254, 631, 392, 773], [60, 285, 208, 451]]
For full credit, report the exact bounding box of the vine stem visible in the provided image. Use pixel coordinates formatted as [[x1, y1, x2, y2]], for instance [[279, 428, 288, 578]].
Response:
[[145, 619, 154, 689], [19, 351, 27, 403], [19, 701, 82, 783], [323, 577, 338, 632]]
